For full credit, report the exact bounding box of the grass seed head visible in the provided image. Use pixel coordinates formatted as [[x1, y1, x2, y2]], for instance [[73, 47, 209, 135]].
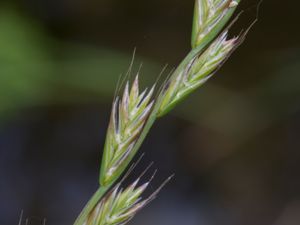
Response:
[[73, 1, 249, 224], [100, 75, 155, 186], [85, 174, 172, 225], [158, 30, 239, 116]]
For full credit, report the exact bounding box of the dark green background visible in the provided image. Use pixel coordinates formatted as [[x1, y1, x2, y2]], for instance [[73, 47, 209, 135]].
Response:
[[1, 1, 300, 225]]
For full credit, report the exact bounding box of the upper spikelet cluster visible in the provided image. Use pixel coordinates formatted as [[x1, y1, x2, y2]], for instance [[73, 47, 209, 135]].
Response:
[[100, 75, 155, 186], [158, 31, 239, 116], [192, 0, 239, 48]]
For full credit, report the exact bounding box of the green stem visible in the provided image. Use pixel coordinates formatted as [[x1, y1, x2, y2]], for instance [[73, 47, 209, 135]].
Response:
[[73, 185, 111, 225]]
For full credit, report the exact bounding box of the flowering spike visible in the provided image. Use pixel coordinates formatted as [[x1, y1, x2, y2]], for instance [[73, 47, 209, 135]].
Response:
[[100, 76, 155, 186], [158, 30, 241, 117], [85, 174, 172, 225], [74, 1, 250, 224]]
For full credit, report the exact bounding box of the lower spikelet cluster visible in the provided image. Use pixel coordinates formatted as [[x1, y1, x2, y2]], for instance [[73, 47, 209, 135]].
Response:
[[85, 180, 148, 225], [100, 75, 155, 186], [86, 172, 173, 225]]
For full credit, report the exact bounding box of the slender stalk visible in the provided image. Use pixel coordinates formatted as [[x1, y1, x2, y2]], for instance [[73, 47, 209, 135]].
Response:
[[74, 185, 111, 225]]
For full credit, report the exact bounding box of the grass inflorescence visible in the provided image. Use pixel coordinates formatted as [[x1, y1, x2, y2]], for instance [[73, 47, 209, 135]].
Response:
[[73, 1, 250, 225]]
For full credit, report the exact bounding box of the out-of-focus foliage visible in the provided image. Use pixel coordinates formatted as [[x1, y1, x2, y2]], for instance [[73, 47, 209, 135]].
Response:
[[0, 6, 162, 120]]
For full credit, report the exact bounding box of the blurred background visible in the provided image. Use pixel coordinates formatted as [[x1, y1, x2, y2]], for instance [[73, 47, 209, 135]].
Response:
[[1, 0, 300, 225]]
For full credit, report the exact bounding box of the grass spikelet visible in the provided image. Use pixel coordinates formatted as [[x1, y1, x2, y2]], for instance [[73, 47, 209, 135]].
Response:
[[191, 0, 240, 48], [158, 30, 240, 116], [85, 173, 172, 225], [100, 75, 155, 186]]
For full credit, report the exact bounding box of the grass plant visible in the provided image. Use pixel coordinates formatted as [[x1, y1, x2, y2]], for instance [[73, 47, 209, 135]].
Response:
[[73, 1, 248, 225]]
